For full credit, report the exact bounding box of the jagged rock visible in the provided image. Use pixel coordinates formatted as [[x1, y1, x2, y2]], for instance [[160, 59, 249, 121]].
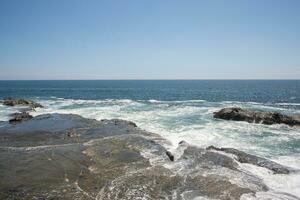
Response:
[[207, 146, 296, 174], [9, 112, 33, 124], [166, 151, 174, 161], [2, 98, 43, 108], [213, 107, 300, 126], [179, 140, 188, 145]]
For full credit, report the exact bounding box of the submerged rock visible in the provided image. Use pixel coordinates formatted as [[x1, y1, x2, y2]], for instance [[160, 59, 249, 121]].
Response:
[[213, 107, 300, 126], [207, 146, 296, 174], [0, 113, 288, 200], [2, 98, 43, 108], [9, 112, 33, 124]]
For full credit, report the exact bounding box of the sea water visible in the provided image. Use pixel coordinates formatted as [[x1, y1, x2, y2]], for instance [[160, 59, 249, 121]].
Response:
[[0, 80, 300, 199]]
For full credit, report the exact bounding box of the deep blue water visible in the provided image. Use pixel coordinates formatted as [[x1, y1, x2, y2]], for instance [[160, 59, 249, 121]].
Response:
[[0, 80, 299, 103]]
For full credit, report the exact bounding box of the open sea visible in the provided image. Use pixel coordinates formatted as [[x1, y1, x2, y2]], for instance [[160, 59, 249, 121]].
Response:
[[1, 80, 300, 199]]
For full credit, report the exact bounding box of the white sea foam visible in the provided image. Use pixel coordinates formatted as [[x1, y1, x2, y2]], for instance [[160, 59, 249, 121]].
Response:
[[240, 162, 300, 199], [0, 104, 26, 121], [275, 103, 300, 106], [148, 99, 206, 103]]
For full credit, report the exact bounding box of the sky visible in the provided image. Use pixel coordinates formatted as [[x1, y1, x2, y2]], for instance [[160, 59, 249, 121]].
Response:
[[0, 0, 299, 80]]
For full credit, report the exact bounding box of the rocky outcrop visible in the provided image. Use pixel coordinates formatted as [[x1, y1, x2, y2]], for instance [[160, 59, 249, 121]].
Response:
[[213, 107, 300, 126], [2, 98, 43, 108], [9, 112, 33, 124], [0, 114, 296, 200], [207, 146, 296, 174]]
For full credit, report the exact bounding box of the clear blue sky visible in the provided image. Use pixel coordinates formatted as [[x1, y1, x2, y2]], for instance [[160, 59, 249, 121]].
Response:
[[0, 0, 299, 80]]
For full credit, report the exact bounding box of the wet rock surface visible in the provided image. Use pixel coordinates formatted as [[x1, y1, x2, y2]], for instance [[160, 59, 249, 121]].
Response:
[[0, 113, 294, 200], [1, 98, 43, 108], [214, 107, 300, 126], [207, 146, 296, 174], [9, 112, 33, 124]]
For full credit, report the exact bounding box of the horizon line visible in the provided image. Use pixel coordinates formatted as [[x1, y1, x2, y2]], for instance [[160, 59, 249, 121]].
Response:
[[0, 79, 299, 81]]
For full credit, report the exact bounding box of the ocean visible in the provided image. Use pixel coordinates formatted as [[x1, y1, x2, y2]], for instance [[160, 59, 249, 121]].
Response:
[[0, 80, 300, 198]]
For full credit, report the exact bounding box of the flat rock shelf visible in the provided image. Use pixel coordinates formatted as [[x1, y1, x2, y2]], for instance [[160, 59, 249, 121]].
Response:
[[0, 114, 297, 200]]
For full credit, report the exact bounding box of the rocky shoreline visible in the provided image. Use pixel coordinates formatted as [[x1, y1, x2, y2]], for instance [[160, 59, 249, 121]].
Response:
[[0, 99, 299, 199]]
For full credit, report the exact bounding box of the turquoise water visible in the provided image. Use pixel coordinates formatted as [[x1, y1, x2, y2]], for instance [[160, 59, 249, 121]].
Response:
[[0, 80, 300, 198]]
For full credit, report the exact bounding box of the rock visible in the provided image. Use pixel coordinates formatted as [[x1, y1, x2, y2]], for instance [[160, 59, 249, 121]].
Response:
[[101, 118, 137, 127], [9, 112, 33, 124], [179, 144, 239, 171], [2, 98, 43, 108], [166, 151, 174, 161], [66, 129, 80, 138], [173, 142, 268, 199], [179, 140, 188, 145], [207, 146, 296, 174], [99, 166, 185, 199], [185, 174, 255, 200], [213, 107, 300, 126], [0, 114, 273, 199], [0, 114, 165, 199]]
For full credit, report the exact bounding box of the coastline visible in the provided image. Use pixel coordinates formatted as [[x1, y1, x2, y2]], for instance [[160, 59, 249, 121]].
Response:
[[0, 99, 300, 199]]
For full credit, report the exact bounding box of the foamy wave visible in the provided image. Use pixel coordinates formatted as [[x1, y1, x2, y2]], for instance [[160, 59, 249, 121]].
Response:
[[147, 99, 206, 103], [275, 103, 300, 106], [240, 161, 300, 199], [0, 104, 26, 121]]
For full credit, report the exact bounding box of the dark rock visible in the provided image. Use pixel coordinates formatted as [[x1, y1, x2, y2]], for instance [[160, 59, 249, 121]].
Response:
[[9, 112, 33, 124], [179, 140, 188, 145], [207, 146, 296, 174], [166, 151, 174, 161], [2, 98, 43, 108], [213, 107, 300, 126]]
